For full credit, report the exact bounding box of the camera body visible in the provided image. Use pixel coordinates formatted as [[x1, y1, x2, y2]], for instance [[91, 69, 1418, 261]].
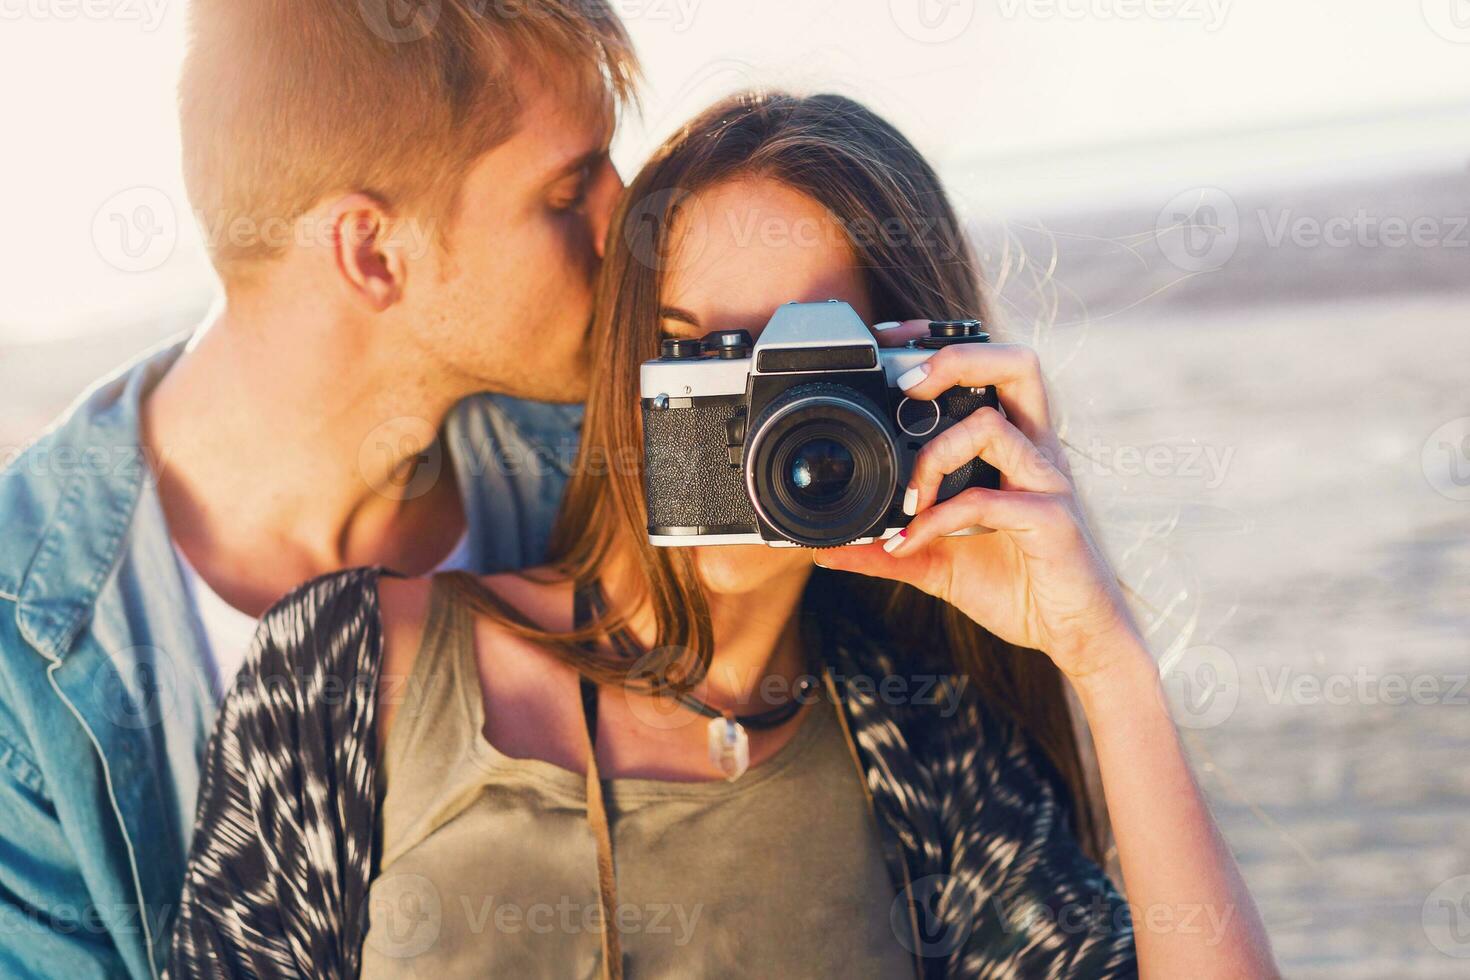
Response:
[[641, 300, 1000, 548]]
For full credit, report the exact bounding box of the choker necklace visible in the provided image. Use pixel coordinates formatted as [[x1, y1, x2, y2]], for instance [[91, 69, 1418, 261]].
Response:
[[574, 580, 818, 781]]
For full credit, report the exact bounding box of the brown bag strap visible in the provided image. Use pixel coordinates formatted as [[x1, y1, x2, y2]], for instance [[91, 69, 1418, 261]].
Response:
[[579, 675, 623, 980]]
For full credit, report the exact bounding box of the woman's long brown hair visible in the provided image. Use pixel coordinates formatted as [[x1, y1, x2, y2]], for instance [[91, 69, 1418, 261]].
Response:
[[450, 91, 1105, 861]]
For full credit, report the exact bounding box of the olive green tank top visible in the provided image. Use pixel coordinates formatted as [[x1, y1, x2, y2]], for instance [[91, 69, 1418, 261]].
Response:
[[360, 577, 914, 979]]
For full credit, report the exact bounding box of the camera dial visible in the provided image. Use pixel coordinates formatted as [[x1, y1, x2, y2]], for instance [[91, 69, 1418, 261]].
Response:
[[918, 319, 990, 349], [702, 330, 754, 359]]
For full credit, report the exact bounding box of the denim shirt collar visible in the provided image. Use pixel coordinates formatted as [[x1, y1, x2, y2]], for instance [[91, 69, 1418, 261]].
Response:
[[12, 344, 584, 662], [15, 339, 186, 661]]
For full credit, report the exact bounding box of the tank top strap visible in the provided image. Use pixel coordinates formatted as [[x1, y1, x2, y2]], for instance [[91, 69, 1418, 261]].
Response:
[[381, 573, 480, 782]]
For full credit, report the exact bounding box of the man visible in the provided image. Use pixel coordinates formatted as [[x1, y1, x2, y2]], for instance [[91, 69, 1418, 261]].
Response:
[[0, 3, 637, 977]]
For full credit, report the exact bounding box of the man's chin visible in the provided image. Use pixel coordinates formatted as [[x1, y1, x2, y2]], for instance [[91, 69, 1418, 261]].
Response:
[[492, 349, 591, 404]]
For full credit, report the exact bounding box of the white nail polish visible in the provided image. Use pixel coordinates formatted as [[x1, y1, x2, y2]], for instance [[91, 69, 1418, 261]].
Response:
[[896, 364, 929, 391], [902, 487, 918, 517], [883, 532, 907, 555], [872, 321, 902, 332]]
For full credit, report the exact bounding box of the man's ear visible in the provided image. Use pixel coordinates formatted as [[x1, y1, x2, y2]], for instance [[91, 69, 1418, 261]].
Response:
[[329, 194, 407, 311]]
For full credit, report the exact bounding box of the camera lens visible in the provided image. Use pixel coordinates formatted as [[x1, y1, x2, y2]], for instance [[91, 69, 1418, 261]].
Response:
[[787, 438, 855, 506], [745, 383, 897, 547]]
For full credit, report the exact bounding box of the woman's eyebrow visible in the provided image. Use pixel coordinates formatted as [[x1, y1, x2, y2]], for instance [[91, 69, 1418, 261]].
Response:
[[659, 306, 702, 327]]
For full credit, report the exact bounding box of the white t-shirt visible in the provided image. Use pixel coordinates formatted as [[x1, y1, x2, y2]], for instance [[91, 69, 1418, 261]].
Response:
[[176, 533, 473, 698], [173, 545, 261, 698]]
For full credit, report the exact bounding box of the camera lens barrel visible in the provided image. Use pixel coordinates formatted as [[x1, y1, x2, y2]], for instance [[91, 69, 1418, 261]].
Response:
[[744, 383, 897, 548]]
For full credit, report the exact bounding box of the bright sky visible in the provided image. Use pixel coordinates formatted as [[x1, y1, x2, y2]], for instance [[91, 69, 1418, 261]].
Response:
[[1, 0, 1467, 342]]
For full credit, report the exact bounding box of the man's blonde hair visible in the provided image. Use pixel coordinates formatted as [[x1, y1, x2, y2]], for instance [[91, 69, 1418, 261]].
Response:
[[179, 0, 638, 280]]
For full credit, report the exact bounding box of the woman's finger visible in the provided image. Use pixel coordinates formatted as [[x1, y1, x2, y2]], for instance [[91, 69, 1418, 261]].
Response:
[[894, 342, 1056, 448], [872, 318, 933, 348], [905, 406, 1069, 515], [885, 486, 1074, 558]]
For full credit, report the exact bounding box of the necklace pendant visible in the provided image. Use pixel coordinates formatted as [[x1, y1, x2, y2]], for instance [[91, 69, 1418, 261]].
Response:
[[707, 715, 749, 782]]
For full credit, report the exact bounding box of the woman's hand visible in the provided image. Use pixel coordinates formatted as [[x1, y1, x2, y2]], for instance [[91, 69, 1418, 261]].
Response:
[[814, 340, 1142, 683], [822, 334, 1278, 977]]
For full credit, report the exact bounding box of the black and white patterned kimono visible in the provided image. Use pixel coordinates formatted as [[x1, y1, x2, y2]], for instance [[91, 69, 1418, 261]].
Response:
[[166, 568, 1138, 979]]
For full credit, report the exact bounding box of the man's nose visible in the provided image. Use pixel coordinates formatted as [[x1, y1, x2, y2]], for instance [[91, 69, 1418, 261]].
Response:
[[589, 159, 625, 261]]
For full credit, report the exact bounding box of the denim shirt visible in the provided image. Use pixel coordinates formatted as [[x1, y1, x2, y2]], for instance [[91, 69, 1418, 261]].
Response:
[[0, 336, 580, 980]]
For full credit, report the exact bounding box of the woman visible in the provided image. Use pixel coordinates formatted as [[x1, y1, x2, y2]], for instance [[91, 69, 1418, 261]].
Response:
[[168, 93, 1275, 978]]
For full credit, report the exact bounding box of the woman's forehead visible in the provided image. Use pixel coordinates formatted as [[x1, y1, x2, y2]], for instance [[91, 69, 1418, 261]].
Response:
[[662, 178, 869, 332]]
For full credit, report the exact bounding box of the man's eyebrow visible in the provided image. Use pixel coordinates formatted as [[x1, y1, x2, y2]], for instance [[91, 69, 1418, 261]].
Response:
[[659, 306, 702, 327]]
